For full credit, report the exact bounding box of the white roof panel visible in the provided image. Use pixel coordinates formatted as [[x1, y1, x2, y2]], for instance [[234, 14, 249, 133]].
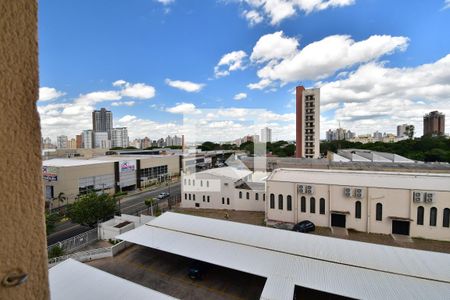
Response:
[[118, 213, 450, 300], [49, 259, 176, 300], [43, 158, 111, 167], [268, 168, 450, 191]]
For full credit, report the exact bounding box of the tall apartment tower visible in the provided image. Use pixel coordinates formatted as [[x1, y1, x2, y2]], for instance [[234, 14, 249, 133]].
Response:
[[261, 127, 272, 143], [92, 108, 113, 139], [112, 127, 129, 148], [296, 86, 320, 159], [423, 111, 445, 136]]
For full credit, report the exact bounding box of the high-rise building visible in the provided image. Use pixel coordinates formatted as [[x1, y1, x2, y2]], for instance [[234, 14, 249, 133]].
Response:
[[76, 134, 83, 148], [112, 127, 129, 148], [141, 137, 152, 149], [94, 132, 110, 149], [56, 135, 68, 149], [423, 111, 445, 136], [296, 86, 320, 158], [67, 138, 76, 149], [373, 131, 383, 140], [92, 108, 113, 139], [397, 124, 409, 138], [82, 130, 93, 149], [325, 128, 355, 141], [261, 127, 272, 143]]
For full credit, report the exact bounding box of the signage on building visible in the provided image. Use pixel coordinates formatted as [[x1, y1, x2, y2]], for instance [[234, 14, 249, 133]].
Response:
[[119, 160, 136, 173], [42, 166, 58, 181]]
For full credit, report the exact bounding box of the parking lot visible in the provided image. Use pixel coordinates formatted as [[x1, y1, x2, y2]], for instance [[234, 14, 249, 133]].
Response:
[[88, 244, 266, 300]]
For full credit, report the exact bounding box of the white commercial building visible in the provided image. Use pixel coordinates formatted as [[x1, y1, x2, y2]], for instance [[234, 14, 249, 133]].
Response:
[[112, 127, 129, 148], [266, 168, 450, 241], [181, 167, 266, 211], [94, 131, 110, 149], [261, 127, 272, 143], [118, 212, 450, 300], [81, 130, 93, 149]]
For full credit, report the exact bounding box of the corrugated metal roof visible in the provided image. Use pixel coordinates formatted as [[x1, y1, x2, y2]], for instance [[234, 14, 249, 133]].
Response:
[[118, 212, 450, 300], [49, 259, 176, 300], [267, 168, 450, 191], [43, 158, 111, 167]]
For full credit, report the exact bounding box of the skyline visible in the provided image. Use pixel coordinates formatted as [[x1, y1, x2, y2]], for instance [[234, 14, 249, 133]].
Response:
[[38, 0, 450, 142]]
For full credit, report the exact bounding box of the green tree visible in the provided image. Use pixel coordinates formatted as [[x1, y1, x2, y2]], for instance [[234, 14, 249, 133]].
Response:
[[45, 212, 62, 235], [405, 125, 415, 139], [48, 245, 64, 259], [67, 192, 117, 227]]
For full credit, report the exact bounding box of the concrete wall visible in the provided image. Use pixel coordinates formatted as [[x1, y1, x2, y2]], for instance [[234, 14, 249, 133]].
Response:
[[140, 155, 180, 177], [0, 1, 49, 298]]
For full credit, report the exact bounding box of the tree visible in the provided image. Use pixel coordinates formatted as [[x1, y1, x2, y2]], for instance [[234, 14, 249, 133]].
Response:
[[48, 245, 64, 259], [405, 125, 415, 139], [45, 212, 62, 234], [144, 197, 156, 216], [67, 192, 117, 227]]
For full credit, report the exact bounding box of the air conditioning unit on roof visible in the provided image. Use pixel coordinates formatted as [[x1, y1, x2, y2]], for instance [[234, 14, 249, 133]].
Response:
[[344, 187, 352, 198], [354, 188, 363, 199], [424, 192, 434, 203], [412, 191, 422, 203]]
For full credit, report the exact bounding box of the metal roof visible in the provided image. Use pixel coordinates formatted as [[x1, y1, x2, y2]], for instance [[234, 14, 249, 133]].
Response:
[[189, 166, 252, 181], [118, 212, 450, 300], [49, 259, 176, 300], [43, 158, 111, 167], [267, 168, 450, 191]]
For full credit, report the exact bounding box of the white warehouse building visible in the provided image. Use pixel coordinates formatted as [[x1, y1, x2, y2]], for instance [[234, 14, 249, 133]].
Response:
[[266, 168, 450, 241], [181, 167, 266, 212]]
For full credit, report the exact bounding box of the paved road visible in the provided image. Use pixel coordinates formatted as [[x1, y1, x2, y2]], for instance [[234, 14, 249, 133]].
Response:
[[47, 182, 181, 245]]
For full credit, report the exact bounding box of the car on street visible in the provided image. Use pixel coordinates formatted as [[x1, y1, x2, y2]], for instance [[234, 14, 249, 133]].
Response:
[[292, 220, 315, 233], [157, 192, 170, 200]]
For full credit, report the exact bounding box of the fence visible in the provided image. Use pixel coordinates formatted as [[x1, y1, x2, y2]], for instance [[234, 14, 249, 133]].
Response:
[[128, 194, 182, 217], [48, 241, 133, 268], [48, 228, 98, 254]]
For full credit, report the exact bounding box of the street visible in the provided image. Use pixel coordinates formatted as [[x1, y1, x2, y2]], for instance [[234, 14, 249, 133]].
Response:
[[47, 182, 181, 245]]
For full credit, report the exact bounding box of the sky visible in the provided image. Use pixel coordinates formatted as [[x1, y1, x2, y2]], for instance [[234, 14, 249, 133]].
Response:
[[38, 0, 450, 142]]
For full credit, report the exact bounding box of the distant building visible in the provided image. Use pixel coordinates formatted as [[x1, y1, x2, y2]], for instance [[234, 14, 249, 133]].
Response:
[[423, 111, 445, 136], [165, 135, 182, 147], [373, 131, 383, 140], [261, 127, 272, 143], [92, 108, 113, 139], [76, 134, 83, 148], [112, 127, 129, 148], [325, 128, 355, 141], [397, 124, 409, 138], [296, 86, 320, 158], [42, 137, 55, 149], [82, 130, 93, 149], [130, 138, 141, 149], [56, 135, 68, 149], [141, 137, 151, 149], [67, 138, 76, 149], [94, 132, 110, 149]]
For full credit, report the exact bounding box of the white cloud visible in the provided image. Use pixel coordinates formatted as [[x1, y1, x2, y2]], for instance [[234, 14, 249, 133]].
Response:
[[214, 50, 248, 78], [166, 102, 199, 114], [238, 0, 355, 25], [318, 54, 450, 135], [250, 33, 409, 86], [39, 87, 66, 101], [443, 0, 450, 10], [111, 101, 136, 107], [243, 10, 263, 26], [233, 93, 248, 100], [121, 83, 156, 99], [112, 80, 127, 87], [250, 31, 299, 63], [156, 0, 174, 5], [247, 78, 272, 90], [165, 78, 205, 92]]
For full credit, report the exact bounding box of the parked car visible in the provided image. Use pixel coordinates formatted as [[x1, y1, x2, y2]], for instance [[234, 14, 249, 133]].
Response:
[[188, 261, 205, 280], [157, 192, 170, 200], [292, 220, 315, 233]]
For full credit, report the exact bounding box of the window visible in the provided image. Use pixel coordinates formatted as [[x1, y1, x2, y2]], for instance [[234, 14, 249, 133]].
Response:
[[200, 180, 203, 187], [188, 194, 191, 200], [222, 197, 224, 204], [206, 181, 209, 187], [188, 179, 191, 185], [310, 197, 315, 213], [227, 198, 230, 205], [184, 179, 186, 185], [263, 194, 265, 201], [255, 193, 259, 201], [184, 193, 187, 200], [246, 192, 249, 200], [355, 201, 361, 219], [202, 195, 205, 202], [193, 180, 195, 186], [278, 195, 283, 210], [207, 196, 210, 202], [430, 207, 437, 226], [239, 191, 242, 199], [270, 194, 275, 209], [443, 208, 450, 228], [287, 195, 292, 211], [320, 198, 325, 215], [376, 203, 382, 221], [193, 194, 196, 201], [417, 206, 424, 225], [301, 196, 306, 212]]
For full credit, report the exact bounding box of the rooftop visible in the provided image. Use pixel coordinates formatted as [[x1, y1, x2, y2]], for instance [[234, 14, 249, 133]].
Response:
[[267, 168, 450, 191], [118, 212, 450, 300], [188, 166, 253, 181]]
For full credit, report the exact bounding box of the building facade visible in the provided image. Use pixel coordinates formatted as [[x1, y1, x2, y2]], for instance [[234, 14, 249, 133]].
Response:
[[261, 127, 272, 143], [56, 135, 68, 149], [325, 128, 355, 141], [94, 132, 110, 149], [112, 127, 129, 148], [423, 111, 445, 136], [92, 108, 113, 139], [296, 86, 320, 158], [81, 130, 93, 149], [76, 134, 83, 148], [266, 168, 450, 241]]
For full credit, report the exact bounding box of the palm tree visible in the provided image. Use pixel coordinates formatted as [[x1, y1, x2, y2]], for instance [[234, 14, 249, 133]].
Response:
[[144, 197, 156, 216]]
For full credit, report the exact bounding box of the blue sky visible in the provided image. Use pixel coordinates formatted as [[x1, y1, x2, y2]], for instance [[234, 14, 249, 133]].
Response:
[[38, 0, 450, 142]]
